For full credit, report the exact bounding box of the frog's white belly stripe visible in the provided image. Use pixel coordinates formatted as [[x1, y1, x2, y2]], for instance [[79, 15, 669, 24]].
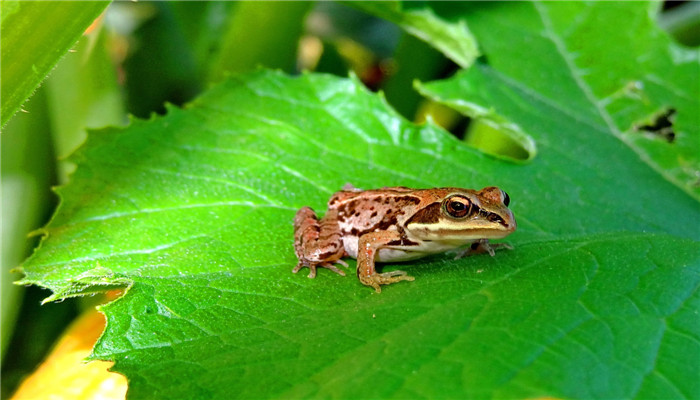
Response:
[[379, 240, 471, 261], [342, 235, 475, 262], [376, 248, 428, 262], [342, 236, 359, 259]]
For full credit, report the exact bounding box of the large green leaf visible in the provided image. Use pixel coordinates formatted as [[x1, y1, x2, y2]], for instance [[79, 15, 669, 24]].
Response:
[[417, 1, 700, 201], [0, 0, 110, 127], [351, 1, 479, 68], [208, 1, 312, 81], [18, 69, 700, 398], [17, 2, 700, 399]]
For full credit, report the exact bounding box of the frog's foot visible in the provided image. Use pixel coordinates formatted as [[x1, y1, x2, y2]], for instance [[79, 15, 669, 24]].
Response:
[[454, 239, 513, 259], [359, 270, 415, 293], [293, 259, 349, 278]]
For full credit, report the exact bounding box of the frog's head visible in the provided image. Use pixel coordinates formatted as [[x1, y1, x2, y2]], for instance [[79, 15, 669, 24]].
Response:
[[405, 187, 516, 242]]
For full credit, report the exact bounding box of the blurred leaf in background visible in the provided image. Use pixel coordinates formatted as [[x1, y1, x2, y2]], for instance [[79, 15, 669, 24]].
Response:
[[117, 2, 213, 117], [659, 1, 700, 46], [209, 1, 312, 80], [1, 89, 60, 364], [15, 1, 700, 398], [1, 7, 127, 398], [0, 1, 109, 127], [118, 1, 312, 118], [2, 1, 699, 399], [45, 21, 127, 182]]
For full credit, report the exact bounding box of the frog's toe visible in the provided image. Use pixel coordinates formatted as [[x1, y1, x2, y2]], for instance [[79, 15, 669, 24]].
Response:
[[378, 270, 412, 279], [324, 262, 346, 277], [360, 270, 414, 292], [292, 262, 318, 278], [306, 266, 318, 278], [294, 261, 348, 278], [377, 270, 415, 286], [292, 263, 304, 274]]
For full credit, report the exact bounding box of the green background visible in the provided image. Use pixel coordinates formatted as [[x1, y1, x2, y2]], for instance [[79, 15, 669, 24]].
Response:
[[3, 1, 699, 399]]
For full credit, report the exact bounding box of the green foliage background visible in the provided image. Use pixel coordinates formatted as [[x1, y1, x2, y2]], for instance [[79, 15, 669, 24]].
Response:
[[2, 1, 699, 399]]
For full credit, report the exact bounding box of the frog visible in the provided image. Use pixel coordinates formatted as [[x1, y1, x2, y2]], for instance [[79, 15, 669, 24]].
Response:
[[293, 186, 516, 292]]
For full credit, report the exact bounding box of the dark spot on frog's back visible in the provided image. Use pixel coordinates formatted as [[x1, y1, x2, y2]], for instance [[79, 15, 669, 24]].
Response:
[[406, 202, 442, 225], [381, 194, 419, 204], [384, 196, 420, 207], [369, 197, 419, 230], [403, 196, 421, 205], [338, 200, 357, 217], [375, 214, 398, 231]]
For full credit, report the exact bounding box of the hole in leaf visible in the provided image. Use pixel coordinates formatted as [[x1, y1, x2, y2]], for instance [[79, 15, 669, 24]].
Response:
[[416, 102, 535, 162], [463, 118, 535, 162], [633, 107, 677, 143]]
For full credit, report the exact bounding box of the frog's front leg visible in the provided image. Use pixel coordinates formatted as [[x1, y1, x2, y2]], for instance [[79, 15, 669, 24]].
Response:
[[454, 239, 513, 259], [356, 231, 415, 293], [293, 207, 348, 278]]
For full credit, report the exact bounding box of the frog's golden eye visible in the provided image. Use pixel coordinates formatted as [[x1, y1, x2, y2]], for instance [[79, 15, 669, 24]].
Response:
[[444, 196, 473, 218]]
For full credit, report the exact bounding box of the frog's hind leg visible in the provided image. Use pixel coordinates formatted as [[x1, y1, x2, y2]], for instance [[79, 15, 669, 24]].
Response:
[[293, 207, 347, 278], [356, 231, 415, 293]]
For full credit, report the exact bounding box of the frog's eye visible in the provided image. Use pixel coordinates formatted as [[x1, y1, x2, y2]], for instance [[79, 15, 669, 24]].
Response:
[[444, 196, 473, 218], [502, 191, 511, 207]]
